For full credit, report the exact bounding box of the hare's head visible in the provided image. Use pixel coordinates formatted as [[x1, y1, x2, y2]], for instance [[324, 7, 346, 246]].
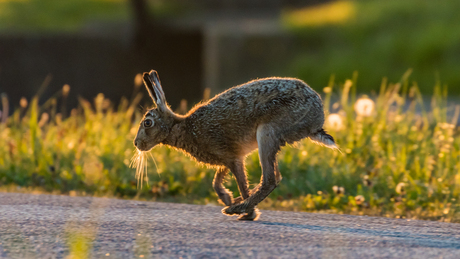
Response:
[[134, 70, 175, 151]]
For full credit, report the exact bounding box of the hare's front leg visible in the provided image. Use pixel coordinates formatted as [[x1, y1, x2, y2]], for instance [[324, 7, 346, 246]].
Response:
[[213, 167, 233, 206], [223, 124, 280, 219]]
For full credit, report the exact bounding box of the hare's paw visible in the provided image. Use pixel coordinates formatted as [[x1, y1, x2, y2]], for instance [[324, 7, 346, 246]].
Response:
[[221, 206, 237, 216], [238, 208, 260, 221], [222, 203, 248, 216]]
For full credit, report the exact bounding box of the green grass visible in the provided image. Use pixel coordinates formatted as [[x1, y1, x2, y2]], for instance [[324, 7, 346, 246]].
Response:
[[283, 0, 460, 95], [0, 0, 131, 33], [0, 0, 183, 33], [1, 71, 460, 222]]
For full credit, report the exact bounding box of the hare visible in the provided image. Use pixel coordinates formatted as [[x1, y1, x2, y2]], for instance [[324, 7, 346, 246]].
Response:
[[134, 70, 339, 220]]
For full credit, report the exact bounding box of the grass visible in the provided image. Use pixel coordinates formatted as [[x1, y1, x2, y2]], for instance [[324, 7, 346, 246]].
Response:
[[0, 0, 179, 33], [1, 71, 459, 222], [0, 0, 131, 33], [282, 0, 460, 95]]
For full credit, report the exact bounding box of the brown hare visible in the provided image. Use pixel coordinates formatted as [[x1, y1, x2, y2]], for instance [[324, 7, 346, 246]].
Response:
[[134, 70, 339, 220]]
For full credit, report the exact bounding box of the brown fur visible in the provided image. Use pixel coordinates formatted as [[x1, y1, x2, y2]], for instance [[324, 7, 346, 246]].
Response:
[[134, 70, 338, 220]]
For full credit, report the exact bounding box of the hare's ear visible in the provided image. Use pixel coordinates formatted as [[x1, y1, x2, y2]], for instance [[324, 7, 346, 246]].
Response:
[[143, 70, 167, 111]]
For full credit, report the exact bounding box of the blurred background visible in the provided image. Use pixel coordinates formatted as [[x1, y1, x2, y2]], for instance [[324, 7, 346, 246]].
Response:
[[1, 0, 459, 111]]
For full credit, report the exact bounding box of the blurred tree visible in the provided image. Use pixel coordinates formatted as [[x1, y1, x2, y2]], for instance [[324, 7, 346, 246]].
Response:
[[130, 0, 153, 47]]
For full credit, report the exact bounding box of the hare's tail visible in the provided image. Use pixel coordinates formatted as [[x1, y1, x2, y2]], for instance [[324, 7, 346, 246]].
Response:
[[309, 129, 341, 152]]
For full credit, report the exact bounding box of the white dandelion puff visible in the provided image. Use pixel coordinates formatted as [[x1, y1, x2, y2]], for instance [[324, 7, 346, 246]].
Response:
[[354, 96, 374, 117], [395, 182, 406, 195], [325, 113, 345, 131], [332, 185, 345, 195], [355, 195, 365, 205]]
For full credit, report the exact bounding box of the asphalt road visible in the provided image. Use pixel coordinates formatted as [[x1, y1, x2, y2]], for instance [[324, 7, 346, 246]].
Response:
[[1, 193, 460, 259]]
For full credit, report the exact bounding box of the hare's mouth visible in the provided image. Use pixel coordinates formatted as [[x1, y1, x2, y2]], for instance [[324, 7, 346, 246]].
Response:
[[134, 140, 153, 152]]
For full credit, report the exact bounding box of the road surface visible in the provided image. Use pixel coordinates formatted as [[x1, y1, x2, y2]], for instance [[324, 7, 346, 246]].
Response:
[[1, 193, 460, 258]]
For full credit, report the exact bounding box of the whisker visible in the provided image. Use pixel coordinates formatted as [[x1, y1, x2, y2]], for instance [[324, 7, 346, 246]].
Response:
[[130, 149, 148, 189], [130, 149, 161, 189], [148, 151, 160, 174]]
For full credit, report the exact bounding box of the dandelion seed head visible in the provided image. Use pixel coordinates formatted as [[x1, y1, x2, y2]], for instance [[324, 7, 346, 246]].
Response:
[[363, 175, 372, 187], [354, 96, 374, 117], [355, 195, 365, 205], [62, 84, 70, 97], [323, 87, 332, 93], [20, 97, 28, 108], [332, 185, 345, 195], [325, 113, 345, 131], [395, 182, 406, 194]]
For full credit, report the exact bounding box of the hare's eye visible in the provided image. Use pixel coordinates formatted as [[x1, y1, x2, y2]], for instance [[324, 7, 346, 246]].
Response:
[[143, 119, 153, 127]]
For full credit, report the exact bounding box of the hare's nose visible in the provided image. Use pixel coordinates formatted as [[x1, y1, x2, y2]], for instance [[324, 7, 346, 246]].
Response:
[[134, 140, 139, 147]]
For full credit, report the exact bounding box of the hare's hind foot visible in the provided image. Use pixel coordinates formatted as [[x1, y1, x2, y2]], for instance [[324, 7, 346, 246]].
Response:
[[221, 204, 260, 221], [238, 208, 260, 221], [222, 202, 251, 215]]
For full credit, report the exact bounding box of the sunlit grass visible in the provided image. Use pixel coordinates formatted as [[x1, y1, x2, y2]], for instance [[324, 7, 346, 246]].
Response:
[[1, 71, 460, 222], [282, 1, 356, 27]]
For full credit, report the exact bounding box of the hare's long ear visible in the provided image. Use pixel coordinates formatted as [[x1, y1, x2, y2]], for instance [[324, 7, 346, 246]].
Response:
[[143, 70, 167, 112]]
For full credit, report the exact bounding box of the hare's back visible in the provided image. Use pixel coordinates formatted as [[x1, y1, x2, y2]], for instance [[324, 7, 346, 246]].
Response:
[[207, 78, 323, 119], [186, 78, 324, 156]]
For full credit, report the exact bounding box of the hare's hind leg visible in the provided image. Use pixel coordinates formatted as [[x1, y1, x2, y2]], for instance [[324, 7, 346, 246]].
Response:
[[213, 167, 233, 206], [223, 124, 280, 218], [227, 160, 260, 221], [233, 163, 282, 204]]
